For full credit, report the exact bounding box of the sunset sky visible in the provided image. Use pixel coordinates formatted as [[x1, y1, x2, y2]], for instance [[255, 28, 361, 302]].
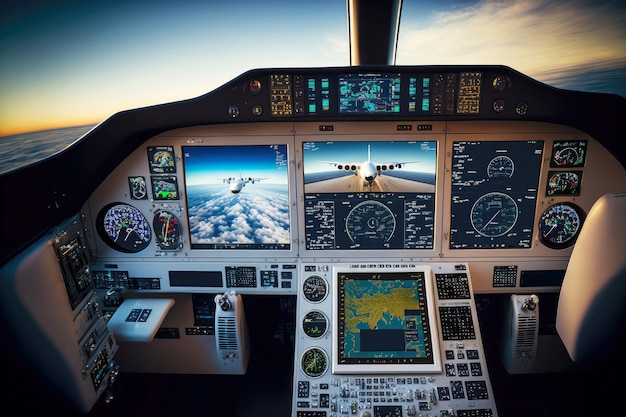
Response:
[[1, 0, 625, 136]]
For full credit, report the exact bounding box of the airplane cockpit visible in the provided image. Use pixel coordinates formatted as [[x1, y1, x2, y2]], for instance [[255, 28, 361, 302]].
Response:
[[1, 1, 625, 416]]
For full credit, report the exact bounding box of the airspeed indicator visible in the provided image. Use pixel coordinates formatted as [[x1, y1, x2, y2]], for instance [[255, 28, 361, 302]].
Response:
[[470, 192, 519, 237]]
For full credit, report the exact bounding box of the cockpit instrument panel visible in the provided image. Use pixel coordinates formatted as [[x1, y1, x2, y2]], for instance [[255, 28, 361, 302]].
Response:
[[295, 72, 483, 118], [450, 140, 543, 249]]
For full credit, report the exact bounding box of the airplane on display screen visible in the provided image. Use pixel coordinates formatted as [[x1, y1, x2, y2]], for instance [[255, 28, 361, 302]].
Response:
[[222, 176, 267, 194], [316, 144, 422, 189], [0, 1, 625, 416]]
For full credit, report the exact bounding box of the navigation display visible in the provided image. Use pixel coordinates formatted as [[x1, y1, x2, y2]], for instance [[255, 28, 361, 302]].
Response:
[[338, 73, 401, 113], [449, 140, 544, 249], [302, 140, 437, 250], [182, 144, 291, 250], [332, 267, 441, 373]]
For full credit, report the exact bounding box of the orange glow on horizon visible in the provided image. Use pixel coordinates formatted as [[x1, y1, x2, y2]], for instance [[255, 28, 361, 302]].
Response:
[[0, 117, 101, 138]]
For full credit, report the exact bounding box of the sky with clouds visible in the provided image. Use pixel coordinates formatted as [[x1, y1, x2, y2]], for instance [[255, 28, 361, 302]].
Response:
[[1, 0, 624, 136]]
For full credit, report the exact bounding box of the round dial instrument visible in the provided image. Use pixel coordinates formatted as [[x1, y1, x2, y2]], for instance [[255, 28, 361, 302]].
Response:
[[302, 310, 328, 338], [302, 275, 328, 303], [300, 347, 328, 378], [487, 155, 514, 179], [345, 200, 396, 246], [153, 210, 182, 250], [97, 203, 151, 253], [470, 192, 519, 237], [539, 202, 585, 249]]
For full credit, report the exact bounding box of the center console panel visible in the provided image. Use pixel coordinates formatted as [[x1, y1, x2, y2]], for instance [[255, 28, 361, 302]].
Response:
[[292, 262, 497, 417]]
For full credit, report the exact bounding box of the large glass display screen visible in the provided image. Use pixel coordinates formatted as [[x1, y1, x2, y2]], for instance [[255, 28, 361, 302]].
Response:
[[450, 140, 544, 249], [332, 267, 441, 374], [182, 144, 290, 250], [302, 140, 437, 250]]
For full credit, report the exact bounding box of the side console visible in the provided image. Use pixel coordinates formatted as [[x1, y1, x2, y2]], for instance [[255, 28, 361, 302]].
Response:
[[292, 262, 497, 417], [0, 216, 119, 413]]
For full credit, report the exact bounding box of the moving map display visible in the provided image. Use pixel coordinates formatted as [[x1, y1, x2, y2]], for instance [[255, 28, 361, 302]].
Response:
[[333, 267, 441, 373]]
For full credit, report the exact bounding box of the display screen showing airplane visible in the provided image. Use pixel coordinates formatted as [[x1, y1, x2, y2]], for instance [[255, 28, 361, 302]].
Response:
[[221, 176, 267, 194], [303, 141, 436, 193], [302, 141, 437, 250], [182, 144, 291, 250], [322, 143, 418, 189]]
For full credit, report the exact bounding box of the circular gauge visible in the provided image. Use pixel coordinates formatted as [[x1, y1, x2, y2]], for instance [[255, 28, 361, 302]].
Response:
[[487, 155, 514, 179], [492, 75, 510, 91], [539, 202, 585, 249], [546, 171, 581, 196], [153, 210, 182, 250], [302, 311, 329, 338], [552, 147, 579, 166], [97, 203, 151, 253], [492, 99, 505, 113], [470, 192, 519, 237], [515, 101, 528, 115], [248, 79, 262, 95], [300, 347, 328, 378], [345, 200, 396, 246], [302, 275, 328, 303]]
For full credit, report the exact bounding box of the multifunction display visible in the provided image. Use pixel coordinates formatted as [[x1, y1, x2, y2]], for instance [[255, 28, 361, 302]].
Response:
[[302, 140, 437, 250], [332, 267, 441, 374], [450, 140, 544, 249]]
